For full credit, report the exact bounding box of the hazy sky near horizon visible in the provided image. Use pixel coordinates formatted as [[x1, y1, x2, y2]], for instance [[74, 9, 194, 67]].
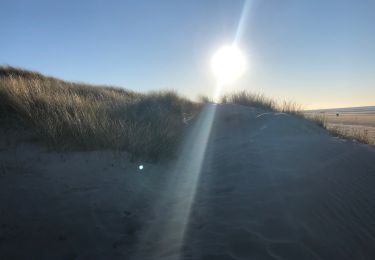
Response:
[[1, 0, 374, 109]]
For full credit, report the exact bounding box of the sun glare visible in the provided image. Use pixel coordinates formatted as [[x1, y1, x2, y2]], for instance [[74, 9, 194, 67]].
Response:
[[211, 45, 247, 85]]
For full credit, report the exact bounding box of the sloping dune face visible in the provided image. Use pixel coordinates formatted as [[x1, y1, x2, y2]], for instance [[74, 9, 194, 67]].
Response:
[[180, 104, 375, 260], [1, 104, 375, 259]]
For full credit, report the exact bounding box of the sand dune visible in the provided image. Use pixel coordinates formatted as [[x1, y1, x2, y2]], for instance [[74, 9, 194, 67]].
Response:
[[1, 104, 375, 259]]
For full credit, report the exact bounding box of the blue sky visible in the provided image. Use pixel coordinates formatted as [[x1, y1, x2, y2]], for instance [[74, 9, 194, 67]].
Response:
[[1, 0, 374, 108]]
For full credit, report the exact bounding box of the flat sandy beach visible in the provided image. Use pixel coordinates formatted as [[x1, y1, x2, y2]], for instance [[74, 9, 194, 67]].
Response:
[[307, 108, 375, 144]]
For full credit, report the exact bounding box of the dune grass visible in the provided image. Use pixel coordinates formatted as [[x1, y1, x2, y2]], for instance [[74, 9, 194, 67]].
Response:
[[328, 126, 373, 145], [221, 91, 277, 111], [305, 113, 374, 145], [0, 66, 199, 161], [220, 90, 302, 114], [1, 68, 372, 157], [303, 113, 326, 128], [220, 90, 373, 145]]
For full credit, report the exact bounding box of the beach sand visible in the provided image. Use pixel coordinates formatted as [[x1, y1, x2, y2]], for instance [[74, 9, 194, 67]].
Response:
[[1, 104, 375, 259]]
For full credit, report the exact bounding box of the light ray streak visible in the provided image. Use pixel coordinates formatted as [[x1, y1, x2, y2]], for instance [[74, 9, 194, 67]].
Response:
[[132, 2, 252, 259], [214, 0, 252, 100], [132, 104, 217, 260], [234, 0, 252, 45]]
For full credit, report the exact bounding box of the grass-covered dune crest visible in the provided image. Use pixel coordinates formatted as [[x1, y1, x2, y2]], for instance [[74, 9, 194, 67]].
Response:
[[0, 66, 199, 161], [1, 66, 372, 162], [220, 90, 374, 145], [220, 90, 302, 115]]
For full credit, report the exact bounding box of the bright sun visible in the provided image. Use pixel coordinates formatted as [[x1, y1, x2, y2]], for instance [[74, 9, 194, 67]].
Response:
[[211, 45, 246, 85]]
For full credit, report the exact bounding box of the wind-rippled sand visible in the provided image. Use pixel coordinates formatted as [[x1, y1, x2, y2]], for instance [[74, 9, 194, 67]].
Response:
[[1, 104, 375, 259]]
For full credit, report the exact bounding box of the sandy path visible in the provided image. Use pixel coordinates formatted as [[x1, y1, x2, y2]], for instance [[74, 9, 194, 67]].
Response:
[[179, 105, 375, 260], [1, 104, 375, 259], [129, 104, 375, 259]]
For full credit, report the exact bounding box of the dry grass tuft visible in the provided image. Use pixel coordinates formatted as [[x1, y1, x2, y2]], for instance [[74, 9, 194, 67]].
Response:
[[279, 101, 303, 116], [220, 90, 373, 145], [0, 66, 199, 161], [304, 113, 327, 128], [221, 91, 277, 111], [327, 126, 373, 145], [221, 90, 303, 115]]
